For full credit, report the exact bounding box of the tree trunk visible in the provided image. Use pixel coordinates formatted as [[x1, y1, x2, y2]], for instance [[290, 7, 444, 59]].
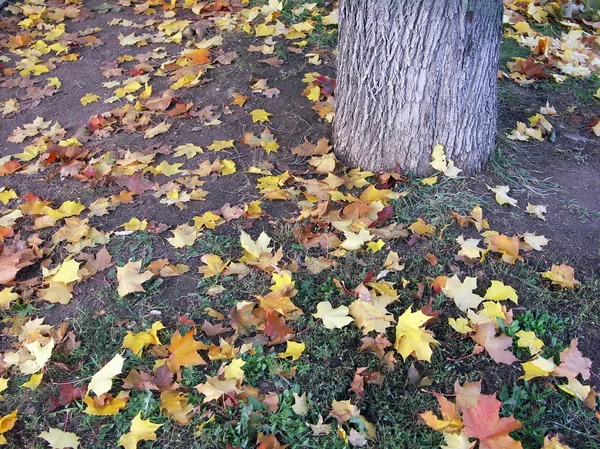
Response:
[[333, 0, 503, 175]]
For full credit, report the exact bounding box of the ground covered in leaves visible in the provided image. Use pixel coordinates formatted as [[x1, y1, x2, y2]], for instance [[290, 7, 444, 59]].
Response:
[[0, 0, 599, 448]]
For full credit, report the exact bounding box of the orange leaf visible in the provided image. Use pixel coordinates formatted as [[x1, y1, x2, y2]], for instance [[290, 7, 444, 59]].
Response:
[[462, 395, 522, 449], [167, 329, 208, 371]]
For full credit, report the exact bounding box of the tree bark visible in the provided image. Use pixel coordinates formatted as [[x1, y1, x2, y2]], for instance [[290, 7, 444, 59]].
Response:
[[333, 0, 503, 175]]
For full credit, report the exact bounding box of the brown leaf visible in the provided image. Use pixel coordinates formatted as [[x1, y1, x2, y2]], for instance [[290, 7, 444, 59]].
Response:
[[260, 57, 284, 67], [49, 383, 88, 411]]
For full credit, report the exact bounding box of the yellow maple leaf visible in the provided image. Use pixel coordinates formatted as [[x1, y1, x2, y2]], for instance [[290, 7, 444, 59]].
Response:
[[160, 391, 193, 425], [483, 280, 518, 304], [313, 301, 353, 329], [168, 329, 208, 371], [0, 288, 19, 310], [0, 410, 18, 445], [88, 353, 125, 397], [198, 254, 229, 277], [122, 322, 165, 356], [122, 218, 148, 231], [255, 23, 275, 37], [144, 122, 171, 139], [196, 376, 242, 403], [394, 307, 438, 362], [80, 93, 100, 105], [278, 341, 305, 361], [442, 275, 484, 312], [166, 224, 198, 248], [118, 413, 162, 449], [21, 373, 43, 389], [223, 358, 246, 381], [515, 330, 544, 355], [84, 392, 129, 416], [541, 264, 580, 288], [520, 356, 557, 381], [39, 427, 80, 449], [408, 218, 435, 236], [20, 339, 55, 375], [448, 317, 473, 334], [487, 185, 518, 207], [558, 378, 591, 401], [250, 109, 272, 123], [207, 140, 235, 152], [0, 189, 17, 205], [116, 261, 154, 297]]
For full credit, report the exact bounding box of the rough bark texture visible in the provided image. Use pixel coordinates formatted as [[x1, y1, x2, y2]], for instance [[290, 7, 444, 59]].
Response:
[[334, 0, 503, 175]]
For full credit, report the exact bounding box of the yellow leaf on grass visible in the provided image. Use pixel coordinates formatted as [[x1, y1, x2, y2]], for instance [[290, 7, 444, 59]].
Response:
[[515, 330, 544, 355], [409, 218, 435, 236], [558, 378, 591, 401], [80, 93, 100, 105], [21, 373, 43, 389], [20, 339, 55, 375], [0, 378, 8, 394], [223, 358, 246, 381], [160, 391, 194, 425], [421, 176, 438, 186], [198, 254, 229, 277], [278, 341, 305, 361], [250, 109, 272, 123], [89, 353, 125, 397], [122, 321, 165, 356], [117, 261, 154, 297], [541, 264, 580, 288], [313, 301, 353, 329], [442, 275, 484, 312], [168, 329, 208, 371], [39, 427, 80, 449], [166, 224, 197, 248], [118, 413, 162, 449], [0, 410, 18, 445], [394, 307, 438, 362], [0, 288, 19, 310], [520, 356, 556, 381], [196, 376, 241, 403], [84, 392, 129, 415], [484, 280, 518, 304], [46, 259, 81, 284], [340, 228, 372, 251]]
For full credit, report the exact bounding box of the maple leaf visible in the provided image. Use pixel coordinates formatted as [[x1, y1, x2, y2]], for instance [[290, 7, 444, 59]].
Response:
[[144, 122, 171, 139], [419, 393, 463, 433], [555, 338, 592, 380], [118, 413, 162, 449], [471, 322, 518, 365], [277, 341, 305, 361], [526, 203, 547, 220], [541, 264, 580, 288], [487, 185, 518, 207], [520, 356, 557, 381], [198, 254, 229, 277], [160, 391, 194, 425], [442, 275, 484, 312], [167, 328, 207, 371], [39, 427, 80, 448], [441, 432, 476, 449], [88, 353, 125, 396], [484, 281, 518, 304], [462, 394, 523, 449], [251, 109, 272, 123], [166, 224, 197, 248], [488, 234, 522, 264], [0, 410, 17, 445], [195, 376, 241, 403], [349, 299, 394, 334], [515, 330, 544, 355], [313, 301, 353, 329], [80, 93, 100, 105], [116, 261, 154, 297], [394, 307, 438, 362], [122, 321, 165, 356]]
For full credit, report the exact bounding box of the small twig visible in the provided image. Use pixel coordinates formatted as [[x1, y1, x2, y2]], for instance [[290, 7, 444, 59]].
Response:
[[296, 318, 321, 336]]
